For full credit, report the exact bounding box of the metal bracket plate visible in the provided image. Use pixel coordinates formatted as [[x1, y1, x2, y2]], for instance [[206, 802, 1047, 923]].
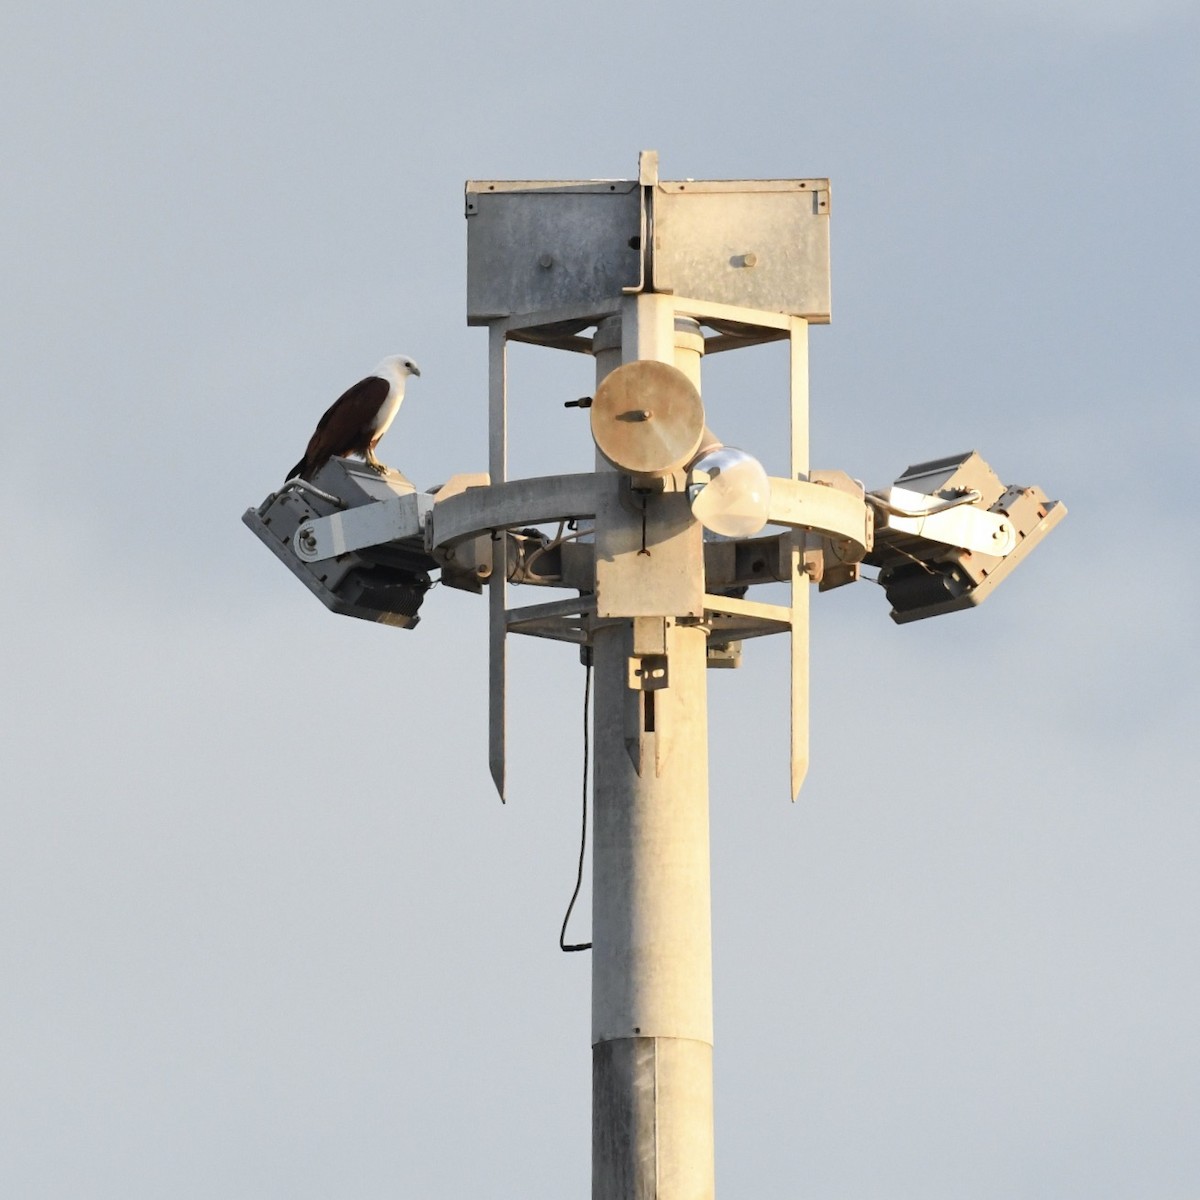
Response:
[[293, 491, 433, 563]]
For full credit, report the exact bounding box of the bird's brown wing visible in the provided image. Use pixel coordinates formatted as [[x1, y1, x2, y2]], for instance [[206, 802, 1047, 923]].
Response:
[[289, 375, 390, 481]]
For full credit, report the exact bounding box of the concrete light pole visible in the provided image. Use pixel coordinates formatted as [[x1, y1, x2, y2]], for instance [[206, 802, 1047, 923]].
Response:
[[589, 297, 718, 1196], [243, 150, 1065, 1200]]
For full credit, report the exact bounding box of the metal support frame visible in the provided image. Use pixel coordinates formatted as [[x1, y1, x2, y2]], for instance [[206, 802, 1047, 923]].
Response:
[[474, 304, 852, 808], [462, 156, 846, 1198]]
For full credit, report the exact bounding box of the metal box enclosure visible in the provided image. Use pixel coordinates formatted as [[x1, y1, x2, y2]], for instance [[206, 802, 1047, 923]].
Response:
[[651, 180, 830, 320], [465, 175, 830, 323], [466, 181, 642, 321]]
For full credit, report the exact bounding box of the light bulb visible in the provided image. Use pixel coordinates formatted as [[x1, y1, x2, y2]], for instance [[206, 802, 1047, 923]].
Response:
[[687, 446, 771, 538]]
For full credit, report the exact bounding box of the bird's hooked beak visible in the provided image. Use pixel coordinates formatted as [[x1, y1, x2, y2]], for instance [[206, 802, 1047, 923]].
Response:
[[409, 365, 421, 377]]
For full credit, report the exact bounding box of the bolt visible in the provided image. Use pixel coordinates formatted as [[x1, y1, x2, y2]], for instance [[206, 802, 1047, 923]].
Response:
[[538, 253, 554, 269], [742, 252, 758, 268]]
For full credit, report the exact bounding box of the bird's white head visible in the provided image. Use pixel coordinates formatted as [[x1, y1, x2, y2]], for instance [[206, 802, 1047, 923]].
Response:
[[375, 354, 421, 384]]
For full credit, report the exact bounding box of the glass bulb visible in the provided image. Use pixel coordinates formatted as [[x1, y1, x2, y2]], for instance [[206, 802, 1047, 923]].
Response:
[[688, 446, 771, 538]]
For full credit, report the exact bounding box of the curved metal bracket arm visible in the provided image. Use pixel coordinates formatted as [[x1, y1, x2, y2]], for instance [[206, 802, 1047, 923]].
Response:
[[429, 473, 603, 551], [765, 477, 873, 560], [292, 471, 872, 571]]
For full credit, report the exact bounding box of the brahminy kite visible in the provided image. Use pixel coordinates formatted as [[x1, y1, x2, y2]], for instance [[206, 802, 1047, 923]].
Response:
[[286, 355, 421, 483]]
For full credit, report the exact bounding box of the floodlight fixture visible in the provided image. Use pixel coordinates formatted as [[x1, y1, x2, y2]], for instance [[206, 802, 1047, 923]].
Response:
[[864, 450, 1066, 622], [242, 458, 493, 627], [242, 458, 437, 628]]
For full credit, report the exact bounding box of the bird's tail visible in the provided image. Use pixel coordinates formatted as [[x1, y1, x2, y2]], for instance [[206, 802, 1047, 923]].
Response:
[[284, 458, 307, 484]]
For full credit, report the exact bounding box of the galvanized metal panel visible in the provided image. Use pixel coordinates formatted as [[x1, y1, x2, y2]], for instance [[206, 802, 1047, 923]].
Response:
[[653, 179, 831, 321], [466, 173, 831, 323], [594, 484, 704, 619], [466, 181, 642, 322]]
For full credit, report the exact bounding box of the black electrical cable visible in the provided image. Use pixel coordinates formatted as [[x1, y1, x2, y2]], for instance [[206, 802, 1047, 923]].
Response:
[[559, 658, 593, 952]]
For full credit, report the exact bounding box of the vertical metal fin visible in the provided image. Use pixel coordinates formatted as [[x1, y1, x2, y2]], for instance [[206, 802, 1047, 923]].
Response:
[[790, 318, 811, 801], [490, 559, 506, 802], [488, 325, 508, 802], [624, 677, 646, 777], [790, 547, 810, 801], [625, 729, 646, 777]]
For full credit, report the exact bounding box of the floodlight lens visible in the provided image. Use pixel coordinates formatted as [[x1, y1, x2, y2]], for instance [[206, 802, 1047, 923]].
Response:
[[688, 446, 771, 538]]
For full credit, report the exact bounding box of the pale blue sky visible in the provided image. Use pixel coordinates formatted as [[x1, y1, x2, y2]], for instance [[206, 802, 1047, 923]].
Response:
[[2, 1, 1197, 1196]]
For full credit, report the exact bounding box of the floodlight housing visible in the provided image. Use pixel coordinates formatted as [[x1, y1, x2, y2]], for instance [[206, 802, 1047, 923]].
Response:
[[242, 459, 438, 628], [866, 451, 1066, 623]]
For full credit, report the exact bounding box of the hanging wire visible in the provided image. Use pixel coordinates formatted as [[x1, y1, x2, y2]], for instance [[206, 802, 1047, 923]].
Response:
[[521, 521, 593, 583], [875, 539, 940, 576], [559, 657, 593, 953]]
